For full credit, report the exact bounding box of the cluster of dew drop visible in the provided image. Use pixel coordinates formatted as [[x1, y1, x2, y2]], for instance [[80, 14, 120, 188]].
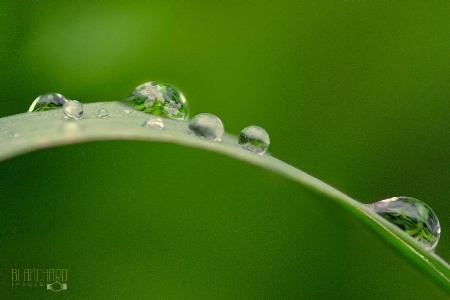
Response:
[[29, 82, 270, 155], [29, 93, 86, 120], [27, 82, 441, 250]]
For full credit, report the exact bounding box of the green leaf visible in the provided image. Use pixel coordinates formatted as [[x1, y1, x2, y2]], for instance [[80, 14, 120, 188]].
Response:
[[0, 102, 449, 298]]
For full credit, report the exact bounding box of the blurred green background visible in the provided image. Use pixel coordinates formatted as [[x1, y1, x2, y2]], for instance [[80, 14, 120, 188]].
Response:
[[1, 0, 449, 297]]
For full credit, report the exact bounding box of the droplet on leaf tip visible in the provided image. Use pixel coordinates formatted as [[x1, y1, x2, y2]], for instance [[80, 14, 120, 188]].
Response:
[[369, 196, 441, 250]]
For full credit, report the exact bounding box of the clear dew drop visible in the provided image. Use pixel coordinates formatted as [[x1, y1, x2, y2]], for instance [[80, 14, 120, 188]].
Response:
[[28, 93, 67, 112], [63, 100, 83, 119], [123, 81, 188, 120], [142, 117, 164, 129], [368, 196, 441, 250], [238, 125, 270, 155], [188, 113, 224, 141], [98, 108, 108, 118]]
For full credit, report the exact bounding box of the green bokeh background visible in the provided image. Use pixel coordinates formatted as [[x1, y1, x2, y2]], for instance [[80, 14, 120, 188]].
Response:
[[1, 1, 449, 298]]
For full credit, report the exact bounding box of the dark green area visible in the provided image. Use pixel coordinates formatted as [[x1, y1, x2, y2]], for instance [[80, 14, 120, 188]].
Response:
[[0, 1, 449, 297], [0, 142, 448, 298]]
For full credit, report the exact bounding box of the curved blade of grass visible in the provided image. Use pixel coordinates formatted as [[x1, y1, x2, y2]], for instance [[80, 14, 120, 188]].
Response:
[[0, 101, 449, 293]]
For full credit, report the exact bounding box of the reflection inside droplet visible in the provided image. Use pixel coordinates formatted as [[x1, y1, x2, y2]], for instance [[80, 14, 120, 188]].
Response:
[[63, 100, 83, 119], [123, 81, 188, 120], [368, 196, 441, 250], [238, 125, 270, 155], [29, 93, 67, 112], [188, 113, 224, 141]]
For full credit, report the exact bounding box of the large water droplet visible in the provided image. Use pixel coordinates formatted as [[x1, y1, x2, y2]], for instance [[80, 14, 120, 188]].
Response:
[[142, 117, 164, 129], [98, 108, 108, 118], [238, 125, 270, 155], [63, 100, 83, 119], [188, 113, 224, 141], [29, 93, 67, 112], [369, 196, 441, 250], [123, 82, 188, 120]]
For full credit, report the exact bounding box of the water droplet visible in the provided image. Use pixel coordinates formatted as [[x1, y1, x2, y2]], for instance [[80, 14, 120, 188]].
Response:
[[29, 93, 67, 112], [124, 109, 130, 114], [63, 100, 83, 119], [142, 117, 164, 129], [123, 81, 188, 120], [369, 196, 441, 250], [238, 125, 270, 155], [188, 113, 224, 141], [10, 132, 20, 139], [98, 108, 108, 118]]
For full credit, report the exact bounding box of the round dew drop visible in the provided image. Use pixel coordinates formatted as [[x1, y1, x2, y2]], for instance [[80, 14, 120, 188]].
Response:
[[98, 108, 108, 118], [63, 100, 83, 119], [142, 117, 164, 129], [29, 93, 67, 112], [368, 196, 441, 250], [188, 113, 224, 141], [123, 81, 188, 120], [238, 125, 270, 155]]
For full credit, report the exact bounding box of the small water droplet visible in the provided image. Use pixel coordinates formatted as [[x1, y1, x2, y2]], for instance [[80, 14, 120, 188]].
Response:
[[123, 81, 188, 120], [142, 117, 164, 129], [238, 125, 270, 155], [63, 100, 83, 119], [124, 109, 130, 114], [98, 108, 108, 118], [369, 196, 441, 250], [29, 93, 67, 112], [188, 113, 224, 141], [10, 132, 20, 139]]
